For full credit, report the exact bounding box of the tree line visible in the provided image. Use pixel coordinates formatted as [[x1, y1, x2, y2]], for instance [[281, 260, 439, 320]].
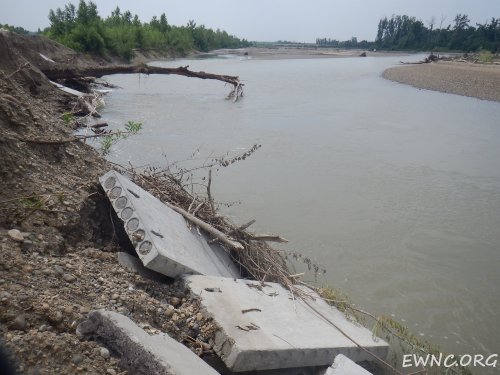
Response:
[[375, 14, 499, 52], [44, 0, 250, 60], [0, 24, 32, 35], [316, 14, 499, 53]]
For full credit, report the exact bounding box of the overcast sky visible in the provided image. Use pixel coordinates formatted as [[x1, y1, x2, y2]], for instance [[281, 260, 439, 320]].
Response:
[[1, 0, 499, 42]]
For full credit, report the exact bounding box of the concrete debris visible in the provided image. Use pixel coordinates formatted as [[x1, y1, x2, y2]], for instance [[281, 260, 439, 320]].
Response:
[[324, 354, 372, 375], [78, 309, 220, 375], [100, 170, 239, 279], [185, 275, 389, 372], [117, 251, 171, 283]]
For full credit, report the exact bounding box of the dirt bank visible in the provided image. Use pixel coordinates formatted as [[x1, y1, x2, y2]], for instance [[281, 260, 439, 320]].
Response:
[[0, 31, 221, 374], [383, 61, 500, 102]]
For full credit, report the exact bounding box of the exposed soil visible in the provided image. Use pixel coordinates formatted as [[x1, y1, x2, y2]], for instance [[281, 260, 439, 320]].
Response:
[[383, 60, 500, 102], [0, 30, 219, 374]]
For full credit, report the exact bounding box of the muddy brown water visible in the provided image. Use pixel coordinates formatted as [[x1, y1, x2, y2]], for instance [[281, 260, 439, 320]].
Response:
[[100, 54, 500, 373]]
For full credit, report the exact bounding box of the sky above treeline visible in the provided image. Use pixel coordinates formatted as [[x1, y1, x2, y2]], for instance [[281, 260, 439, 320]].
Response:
[[1, 0, 499, 42]]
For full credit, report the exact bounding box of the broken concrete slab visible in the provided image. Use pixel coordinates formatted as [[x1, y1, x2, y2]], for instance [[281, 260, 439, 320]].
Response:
[[100, 170, 239, 278], [324, 355, 372, 375], [117, 252, 172, 283], [78, 309, 220, 375], [184, 275, 389, 372]]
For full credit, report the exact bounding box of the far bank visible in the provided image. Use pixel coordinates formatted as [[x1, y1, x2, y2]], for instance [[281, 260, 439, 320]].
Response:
[[383, 61, 500, 102]]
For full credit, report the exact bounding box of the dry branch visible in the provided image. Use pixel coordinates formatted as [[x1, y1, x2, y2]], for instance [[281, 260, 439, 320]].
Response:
[[42, 64, 244, 101]]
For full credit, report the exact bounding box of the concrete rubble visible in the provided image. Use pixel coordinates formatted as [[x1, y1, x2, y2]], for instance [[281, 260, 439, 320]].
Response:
[[78, 309, 220, 375], [97, 170, 387, 374], [185, 275, 389, 372], [324, 355, 373, 375], [99, 170, 239, 278]]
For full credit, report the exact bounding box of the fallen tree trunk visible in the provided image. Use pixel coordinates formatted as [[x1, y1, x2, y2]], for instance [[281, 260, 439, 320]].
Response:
[[42, 64, 244, 101]]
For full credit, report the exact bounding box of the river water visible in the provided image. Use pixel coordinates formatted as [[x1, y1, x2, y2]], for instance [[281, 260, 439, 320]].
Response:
[[101, 55, 500, 372]]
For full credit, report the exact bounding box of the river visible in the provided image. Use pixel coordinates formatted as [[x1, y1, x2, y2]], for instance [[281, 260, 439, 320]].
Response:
[[100, 54, 500, 373]]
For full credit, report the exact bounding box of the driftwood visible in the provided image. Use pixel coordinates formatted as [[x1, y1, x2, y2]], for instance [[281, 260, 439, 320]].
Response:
[[42, 64, 244, 101], [162, 200, 244, 251], [400, 53, 440, 65]]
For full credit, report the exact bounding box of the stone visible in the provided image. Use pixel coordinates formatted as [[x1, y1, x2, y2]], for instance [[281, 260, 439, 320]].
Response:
[[8, 229, 24, 242], [77, 309, 219, 375], [100, 170, 239, 278], [10, 315, 27, 331], [100, 347, 110, 359], [324, 354, 372, 375], [72, 354, 84, 365], [53, 265, 65, 275], [184, 275, 389, 372], [165, 307, 175, 318], [22, 240, 34, 252], [106, 369, 117, 375], [63, 273, 77, 283], [170, 297, 181, 307]]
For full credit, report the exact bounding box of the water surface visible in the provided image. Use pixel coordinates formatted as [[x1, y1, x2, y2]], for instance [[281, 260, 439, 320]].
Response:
[[101, 55, 500, 372]]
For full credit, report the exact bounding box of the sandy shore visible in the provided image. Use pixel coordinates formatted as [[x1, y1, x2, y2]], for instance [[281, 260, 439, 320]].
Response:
[[212, 46, 409, 60], [383, 61, 500, 102]]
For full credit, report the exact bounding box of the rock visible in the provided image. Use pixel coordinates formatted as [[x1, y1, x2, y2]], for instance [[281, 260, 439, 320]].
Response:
[[170, 297, 181, 307], [63, 273, 76, 283], [22, 240, 34, 252], [42, 268, 52, 276], [10, 315, 27, 331], [0, 291, 12, 302], [72, 354, 84, 365], [8, 229, 24, 242], [196, 312, 203, 322], [165, 307, 175, 318], [106, 369, 116, 375], [100, 347, 110, 359], [49, 311, 63, 324], [53, 265, 65, 275]]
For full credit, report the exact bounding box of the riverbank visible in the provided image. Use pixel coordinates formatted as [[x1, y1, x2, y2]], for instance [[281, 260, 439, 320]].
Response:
[[383, 61, 500, 102], [0, 31, 224, 374]]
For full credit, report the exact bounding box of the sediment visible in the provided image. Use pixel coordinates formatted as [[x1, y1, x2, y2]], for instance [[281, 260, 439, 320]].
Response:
[[383, 61, 500, 102]]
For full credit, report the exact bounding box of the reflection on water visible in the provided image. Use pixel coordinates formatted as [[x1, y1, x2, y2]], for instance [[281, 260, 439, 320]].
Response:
[[101, 55, 500, 373]]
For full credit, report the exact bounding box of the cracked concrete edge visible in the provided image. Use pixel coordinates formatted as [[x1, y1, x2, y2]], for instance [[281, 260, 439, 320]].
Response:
[[77, 309, 220, 375], [182, 276, 243, 369]]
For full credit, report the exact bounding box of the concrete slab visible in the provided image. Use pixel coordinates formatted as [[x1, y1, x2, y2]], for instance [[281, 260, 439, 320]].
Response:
[[117, 252, 172, 283], [184, 275, 389, 372], [78, 309, 220, 375], [100, 170, 239, 278], [324, 355, 372, 375]]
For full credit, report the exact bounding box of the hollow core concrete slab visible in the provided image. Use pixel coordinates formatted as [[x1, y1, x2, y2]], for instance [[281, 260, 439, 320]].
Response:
[[100, 170, 239, 278], [78, 310, 220, 375], [185, 275, 388, 372]]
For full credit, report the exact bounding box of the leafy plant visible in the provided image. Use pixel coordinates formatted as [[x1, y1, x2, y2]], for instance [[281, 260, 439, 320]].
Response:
[[100, 120, 142, 156], [61, 112, 74, 124]]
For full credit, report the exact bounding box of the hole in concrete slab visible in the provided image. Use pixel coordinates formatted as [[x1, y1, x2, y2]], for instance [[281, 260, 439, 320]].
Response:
[[104, 176, 116, 189], [109, 186, 122, 199], [133, 229, 145, 242], [114, 196, 127, 209], [139, 240, 152, 255], [126, 218, 140, 232], [121, 207, 133, 220]]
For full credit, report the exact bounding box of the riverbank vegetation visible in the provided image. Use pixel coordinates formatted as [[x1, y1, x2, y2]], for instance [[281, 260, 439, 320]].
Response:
[[44, 0, 250, 60], [375, 14, 499, 52], [317, 14, 499, 53]]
